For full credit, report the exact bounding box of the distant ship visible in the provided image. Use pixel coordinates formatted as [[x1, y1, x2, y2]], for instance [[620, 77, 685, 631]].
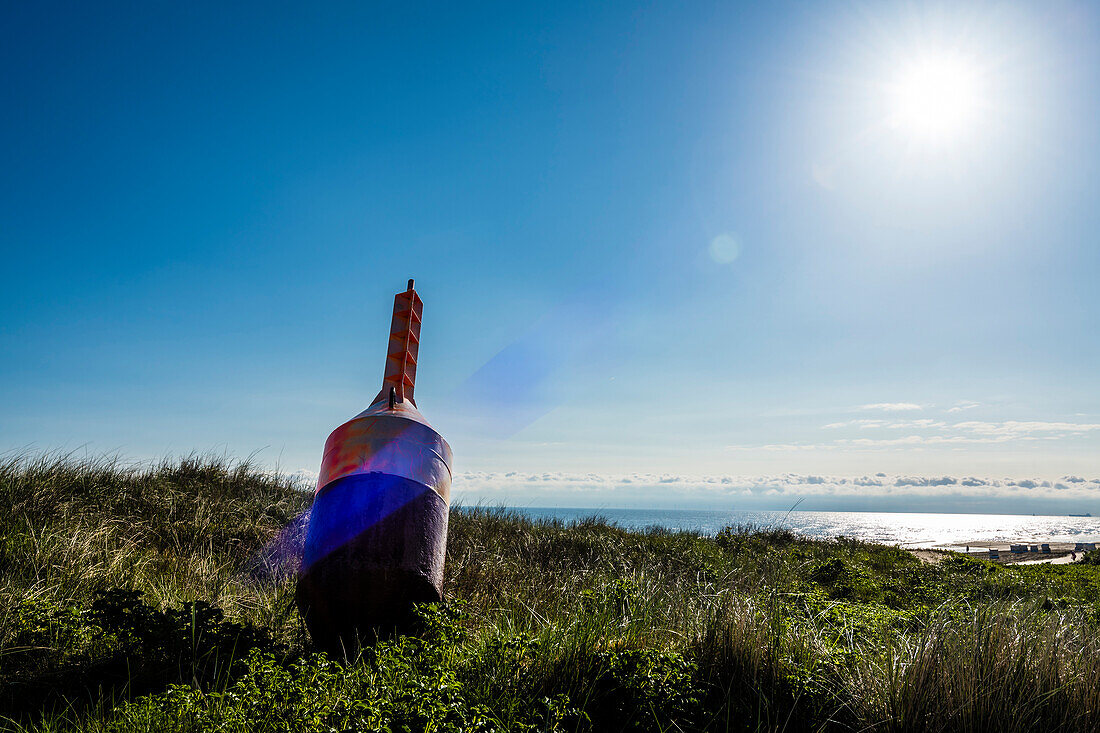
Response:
[[1069, 512, 1092, 517]]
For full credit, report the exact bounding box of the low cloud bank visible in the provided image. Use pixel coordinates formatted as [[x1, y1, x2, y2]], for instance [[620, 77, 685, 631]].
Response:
[[283, 467, 1100, 513], [450, 471, 1100, 513]]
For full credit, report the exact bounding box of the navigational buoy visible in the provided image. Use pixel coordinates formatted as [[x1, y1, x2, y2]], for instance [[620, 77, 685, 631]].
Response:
[[296, 280, 453, 652]]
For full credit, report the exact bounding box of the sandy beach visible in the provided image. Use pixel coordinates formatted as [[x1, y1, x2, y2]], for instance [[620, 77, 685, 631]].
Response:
[[912, 541, 1093, 565]]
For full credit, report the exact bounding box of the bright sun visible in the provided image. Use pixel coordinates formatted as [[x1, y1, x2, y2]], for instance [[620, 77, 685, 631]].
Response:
[[888, 52, 982, 142]]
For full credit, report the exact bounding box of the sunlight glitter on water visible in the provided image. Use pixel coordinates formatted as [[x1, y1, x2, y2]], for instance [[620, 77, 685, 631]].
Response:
[[496, 508, 1100, 548]]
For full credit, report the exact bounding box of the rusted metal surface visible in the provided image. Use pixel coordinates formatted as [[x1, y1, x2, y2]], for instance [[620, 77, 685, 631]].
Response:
[[296, 280, 452, 652]]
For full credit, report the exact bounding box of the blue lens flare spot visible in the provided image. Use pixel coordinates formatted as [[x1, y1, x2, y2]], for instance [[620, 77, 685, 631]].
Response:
[[302, 471, 434, 571]]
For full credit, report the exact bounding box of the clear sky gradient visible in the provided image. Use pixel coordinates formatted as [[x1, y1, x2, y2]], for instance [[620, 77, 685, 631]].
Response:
[[3, 1, 1099, 513]]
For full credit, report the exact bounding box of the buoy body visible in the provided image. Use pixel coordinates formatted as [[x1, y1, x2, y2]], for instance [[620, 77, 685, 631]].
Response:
[[296, 281, 452, 651]]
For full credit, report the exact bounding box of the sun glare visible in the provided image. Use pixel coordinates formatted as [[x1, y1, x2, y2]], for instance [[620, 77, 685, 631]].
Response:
[[888, 52, 982, 142]]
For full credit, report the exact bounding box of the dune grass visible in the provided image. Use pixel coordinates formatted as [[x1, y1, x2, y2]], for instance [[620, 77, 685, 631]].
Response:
[[2, 453, 1100, 731]]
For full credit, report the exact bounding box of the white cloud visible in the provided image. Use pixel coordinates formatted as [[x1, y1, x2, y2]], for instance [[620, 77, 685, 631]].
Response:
[[280, 468, 319, 487], [728, 443, 836, 452], [952, 421, 1100, 438], [845, 435, 931, 447], [823, 418, 944, 431], [894, 476, 957, 487], [947, 400, 981, 413], [450, 470, 1100, 503], [801, 418, 1100, 451], [842, 434, 1005, 447], [860, 402, 923, 411]]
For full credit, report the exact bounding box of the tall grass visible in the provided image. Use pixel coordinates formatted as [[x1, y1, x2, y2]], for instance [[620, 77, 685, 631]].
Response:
[[0, 452, 308, 632], [3, 453, 1100, 731]]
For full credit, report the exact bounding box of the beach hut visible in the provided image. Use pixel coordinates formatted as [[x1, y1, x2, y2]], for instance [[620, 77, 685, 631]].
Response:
[[1010, 544, 1027, 553], [1029, 544, 1039, 552], [988, 549, 1000, 560], [1041, 543, 1051, 553]]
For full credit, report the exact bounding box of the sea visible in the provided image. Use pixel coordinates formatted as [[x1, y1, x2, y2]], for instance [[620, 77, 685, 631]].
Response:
[[493, 507, 1100, 550]]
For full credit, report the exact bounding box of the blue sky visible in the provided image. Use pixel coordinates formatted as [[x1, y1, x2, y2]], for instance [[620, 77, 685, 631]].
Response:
[[2, 1, 1099, 513]]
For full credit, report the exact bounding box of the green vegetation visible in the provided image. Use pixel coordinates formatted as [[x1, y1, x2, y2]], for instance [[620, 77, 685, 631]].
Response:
[[3, 453, 1100, 732]]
